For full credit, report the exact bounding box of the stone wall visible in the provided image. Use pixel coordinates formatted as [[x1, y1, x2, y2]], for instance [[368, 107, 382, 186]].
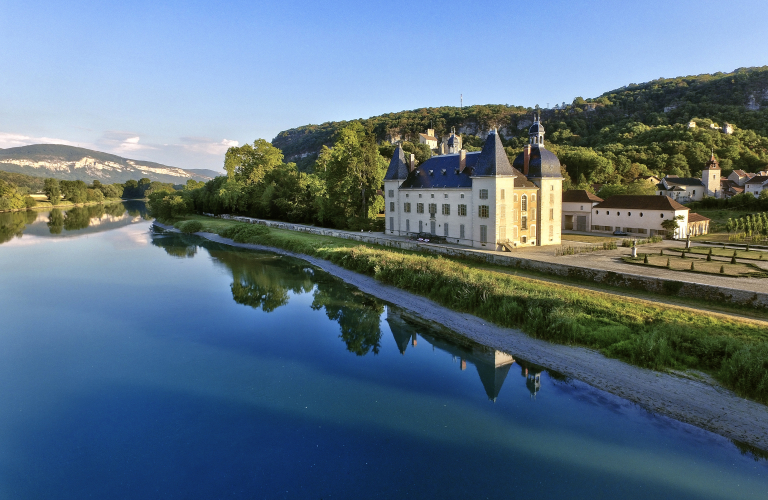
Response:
[[218, 215, 768, 308]]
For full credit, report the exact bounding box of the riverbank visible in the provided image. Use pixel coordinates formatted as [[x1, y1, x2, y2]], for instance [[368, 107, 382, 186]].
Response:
[[154, 220, 768, 453]]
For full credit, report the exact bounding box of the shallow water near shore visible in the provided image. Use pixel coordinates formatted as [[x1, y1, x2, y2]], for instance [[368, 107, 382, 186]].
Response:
[[0, 204, 767, 499]]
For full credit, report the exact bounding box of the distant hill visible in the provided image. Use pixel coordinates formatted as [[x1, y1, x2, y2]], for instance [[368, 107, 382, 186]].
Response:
[[184, 168, 223, 179], [0, 144, 215, 184], [271, 66, 768, 176]]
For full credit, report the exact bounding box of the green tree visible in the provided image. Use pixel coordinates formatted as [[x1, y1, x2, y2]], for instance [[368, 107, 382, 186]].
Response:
[[224, 139, 284, 184], [315, 124, 386, 227], [661, 215, 685, 238], [44, 178, 60, 204]]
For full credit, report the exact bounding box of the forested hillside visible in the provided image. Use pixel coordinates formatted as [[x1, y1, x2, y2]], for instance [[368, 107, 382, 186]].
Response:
[[272, 66, 768, 184]]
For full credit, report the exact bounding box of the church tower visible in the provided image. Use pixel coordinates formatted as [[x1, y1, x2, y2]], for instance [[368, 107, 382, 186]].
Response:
[[702, 151, 721, 198]]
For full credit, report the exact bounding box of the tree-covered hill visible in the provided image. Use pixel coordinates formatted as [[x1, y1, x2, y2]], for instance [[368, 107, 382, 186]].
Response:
[[272, 66, 768, 182]]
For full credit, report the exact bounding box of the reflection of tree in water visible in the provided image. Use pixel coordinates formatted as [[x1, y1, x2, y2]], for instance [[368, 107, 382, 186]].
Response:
[[47, 209, 64, 235], [0, 211, 38, 243], [63, 205, 106, 231], [149, 231, 384, 354], [150, 232, 198, 258], [208, 248, 315, 313], [311, 276, 384, 356]]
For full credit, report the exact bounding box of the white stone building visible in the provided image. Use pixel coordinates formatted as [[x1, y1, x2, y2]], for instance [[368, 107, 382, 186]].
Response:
[[562, 190, 603, 232], [745, 176, 768, 197], [656, 153, 721, 201], [383, 118, 563, 250], [418, 129, 438, 151], [591, 195, 690, 239]]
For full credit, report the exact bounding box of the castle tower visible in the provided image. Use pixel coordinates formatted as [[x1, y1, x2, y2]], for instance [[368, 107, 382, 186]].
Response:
[[513, 113, 563, 245], [702, 151, 721, 198]]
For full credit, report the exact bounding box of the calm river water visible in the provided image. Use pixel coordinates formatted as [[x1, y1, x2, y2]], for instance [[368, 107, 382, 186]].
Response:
[[0, 203, 766, 499]]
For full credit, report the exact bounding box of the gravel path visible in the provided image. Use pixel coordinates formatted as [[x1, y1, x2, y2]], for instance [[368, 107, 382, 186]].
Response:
[[156, 223, 768, 452]]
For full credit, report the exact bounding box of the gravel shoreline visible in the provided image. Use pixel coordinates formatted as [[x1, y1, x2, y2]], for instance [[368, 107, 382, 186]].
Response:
[[156, 222, 768, 452]]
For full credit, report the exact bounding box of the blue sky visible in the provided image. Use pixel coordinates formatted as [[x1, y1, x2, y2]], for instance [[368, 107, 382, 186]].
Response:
[[1, 0, 766, 171]]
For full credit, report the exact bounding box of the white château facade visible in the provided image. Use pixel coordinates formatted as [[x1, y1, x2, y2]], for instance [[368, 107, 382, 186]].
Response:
[[383, 117, 563, 250]]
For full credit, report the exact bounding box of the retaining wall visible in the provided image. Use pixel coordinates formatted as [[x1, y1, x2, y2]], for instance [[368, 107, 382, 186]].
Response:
[[218, 214, 768, 308]]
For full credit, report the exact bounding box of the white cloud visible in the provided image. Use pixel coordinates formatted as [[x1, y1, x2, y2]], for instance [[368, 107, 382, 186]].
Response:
[[99, 131, 155, 153], [180, 137, 239, 155], [0, 132, 79, 149]]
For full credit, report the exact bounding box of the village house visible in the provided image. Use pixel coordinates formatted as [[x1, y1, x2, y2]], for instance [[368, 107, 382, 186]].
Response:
[[383, 116, 563, 250], [656, 153, 720, 201], [561, 190, 603, 231], [745, 176, 768, 197], [418, 129, 438, 151]]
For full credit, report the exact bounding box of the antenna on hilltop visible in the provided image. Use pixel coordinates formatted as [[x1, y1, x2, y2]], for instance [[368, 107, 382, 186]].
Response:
[[460, 94, 463, 109]]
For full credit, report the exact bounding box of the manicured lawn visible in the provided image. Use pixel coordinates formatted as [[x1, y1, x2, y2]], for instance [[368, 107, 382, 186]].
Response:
[[561, 233, 618, 244], [623, 254, 767, 277], [668, 246, 768, 261]]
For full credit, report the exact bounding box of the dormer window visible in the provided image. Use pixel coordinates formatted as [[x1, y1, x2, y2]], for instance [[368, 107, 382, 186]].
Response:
[[429, 170, 434, 176], [441, 169, 446, 175]]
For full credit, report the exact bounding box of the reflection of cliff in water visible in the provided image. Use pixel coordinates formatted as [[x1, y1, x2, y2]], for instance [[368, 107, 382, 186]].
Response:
[[150, 229, 385, 356], [387, 307, 563, 401], [0, 201, 149, 244]]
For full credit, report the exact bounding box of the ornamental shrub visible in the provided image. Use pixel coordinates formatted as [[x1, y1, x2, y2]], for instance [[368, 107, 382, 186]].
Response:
[[179, 220, 203, 233]]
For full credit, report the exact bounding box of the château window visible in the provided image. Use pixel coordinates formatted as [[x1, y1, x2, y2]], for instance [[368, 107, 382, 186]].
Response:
[[404, 202, 411, 213], [431, 194, 435, 198], [390, 202, 395, 212], [460, 224, 465, 239], [521, 195, 528, 211], [531, 209, 536, 220], [521, 216, 528, 230], [499, 204, 506, 219], [480, 225, 488, 243], [442, 204, 450, 216], [388, 190, 394, 198], [549, 208, 554, 220], [500, 189, 505, 200], [428, 203, 437, 216], [417, 203, 424, 214], [531, 194, 536, 204], [549, 225, 554, 241], [550, 193, 554, 204], [478, 205, 489, 218], [461, 193, 465, 199], [444, 194, 448, 198], [458, 204, 467, 216], [479, 189, 488, 199]]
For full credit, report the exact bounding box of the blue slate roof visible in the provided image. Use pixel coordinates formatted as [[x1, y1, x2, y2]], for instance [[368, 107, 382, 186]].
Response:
[[383, 146, 409, 181], [512, 145, 562, 178], [398, 153, 479, 189], [473, 130, 516, 177]]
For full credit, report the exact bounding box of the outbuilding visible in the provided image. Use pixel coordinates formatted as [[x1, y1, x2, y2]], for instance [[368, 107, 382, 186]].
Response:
[[591, 195, 689, 239]]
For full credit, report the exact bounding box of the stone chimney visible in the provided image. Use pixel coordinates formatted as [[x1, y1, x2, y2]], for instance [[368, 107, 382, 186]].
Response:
[[459, 149, 467, 173], [523, 144, 531, 175], [427, 128, 435, 137], [409, 154, 416, 171]]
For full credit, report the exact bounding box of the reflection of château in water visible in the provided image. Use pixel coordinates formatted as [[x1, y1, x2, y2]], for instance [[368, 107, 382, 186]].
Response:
[[387, 308, 544, 401]]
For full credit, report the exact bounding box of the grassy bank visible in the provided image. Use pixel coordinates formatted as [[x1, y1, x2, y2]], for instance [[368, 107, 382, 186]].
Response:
[[162, 214, 768, 404]]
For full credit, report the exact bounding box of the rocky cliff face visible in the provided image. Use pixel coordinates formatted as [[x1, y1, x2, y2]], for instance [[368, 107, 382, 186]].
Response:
[[0, 144, 213, 184]]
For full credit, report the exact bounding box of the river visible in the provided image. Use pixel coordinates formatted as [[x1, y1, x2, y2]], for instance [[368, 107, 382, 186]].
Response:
[[0, 203, 766, 499]]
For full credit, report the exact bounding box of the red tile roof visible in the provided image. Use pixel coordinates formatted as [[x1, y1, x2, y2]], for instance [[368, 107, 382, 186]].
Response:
[[688, 213, 710, 223], [562, 190, 603, 203], [593, 195, 689, 211]]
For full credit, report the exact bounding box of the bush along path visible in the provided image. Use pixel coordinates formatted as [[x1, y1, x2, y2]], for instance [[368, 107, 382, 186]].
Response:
[[162, 216, 768, 405]]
